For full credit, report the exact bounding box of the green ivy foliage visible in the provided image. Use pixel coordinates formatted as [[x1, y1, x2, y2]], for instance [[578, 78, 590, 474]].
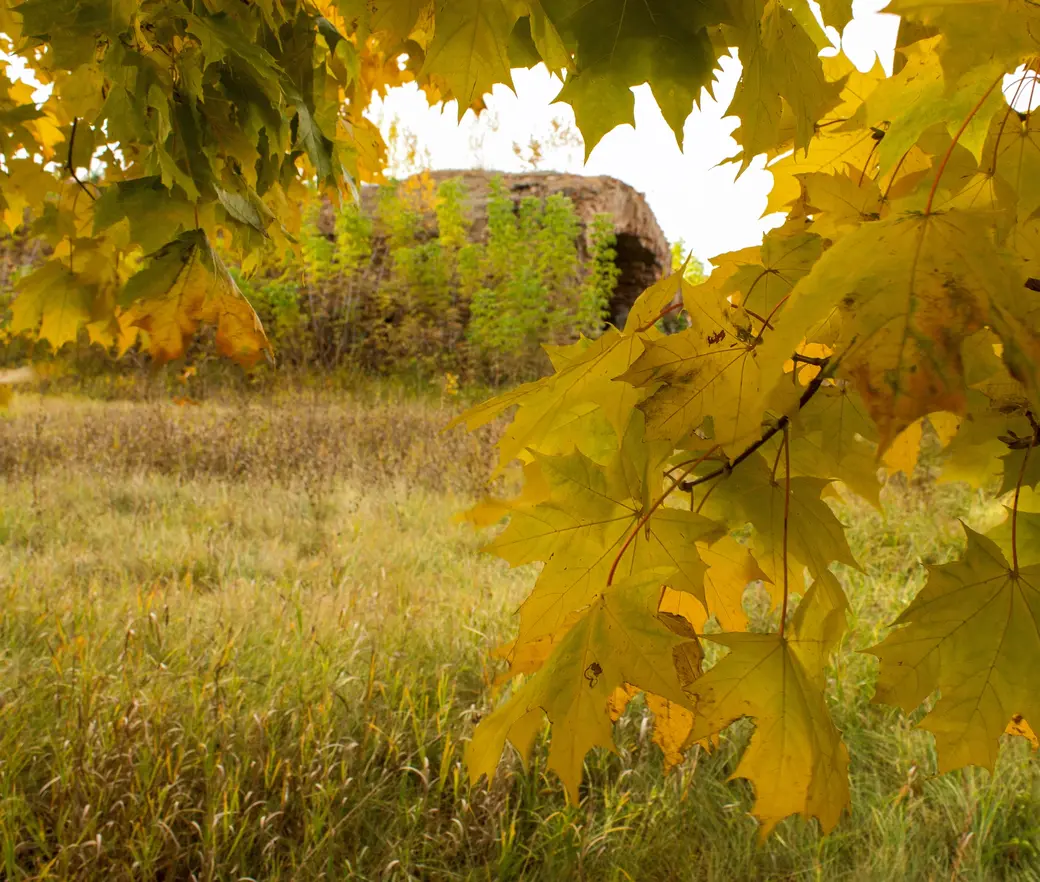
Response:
[[236, 174, 623, 382]]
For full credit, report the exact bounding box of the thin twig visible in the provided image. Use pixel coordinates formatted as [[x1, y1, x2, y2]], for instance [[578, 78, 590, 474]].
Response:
[[790, 353, 829, 367], [680, 357, 837, 495]]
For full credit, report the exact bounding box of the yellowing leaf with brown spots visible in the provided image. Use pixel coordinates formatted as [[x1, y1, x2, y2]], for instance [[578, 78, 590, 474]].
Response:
[[118, 231, 269, 367], [619, 285, 778, 453], [756, 210, 1029, 451]]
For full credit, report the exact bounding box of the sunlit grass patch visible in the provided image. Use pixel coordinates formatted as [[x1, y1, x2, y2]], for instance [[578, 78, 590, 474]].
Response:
[[0, 394, 1037, 880]]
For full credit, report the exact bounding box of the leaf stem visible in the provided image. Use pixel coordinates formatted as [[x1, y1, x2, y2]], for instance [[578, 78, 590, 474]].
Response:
[[606, 445, 721, 588], [881, 149, 911, 203], [695, 474, 724, 514], [637, 300, 684, 333], [770, 435, 785, 482], [65, 118, 97, 202], [1012, 434, 1036, 574], [754, 294, 791, 343], [925, 75, 1003, 215], [779, 424, 791, 639]]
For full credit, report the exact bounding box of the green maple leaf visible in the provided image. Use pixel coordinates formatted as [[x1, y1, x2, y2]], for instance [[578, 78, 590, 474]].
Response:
[[421, 0, 520, 116], [9, 262, 94, 349], [555, 66, 635, 160], [999, 448, 1040, 497], [868, 527, 1040, 772], [93, 177, 198, 255], [687, 572, 851, 836], [545, 0, 725, 152], [726, 0, 843, 168], [367, 0, 427, 42]]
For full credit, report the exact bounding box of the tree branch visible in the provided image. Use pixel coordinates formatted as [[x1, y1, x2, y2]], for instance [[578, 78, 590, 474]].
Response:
[[679, 357, 836, 494]]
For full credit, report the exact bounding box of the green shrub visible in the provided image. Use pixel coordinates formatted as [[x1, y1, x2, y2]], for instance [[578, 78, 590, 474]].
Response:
[[1, 175, 622, 386]]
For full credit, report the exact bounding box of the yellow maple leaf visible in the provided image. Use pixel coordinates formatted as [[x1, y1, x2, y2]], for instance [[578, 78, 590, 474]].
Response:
[[659, 536, 770, 633], [881, 412, 959, 477], [786, 383, 882, 506], [697, 452, 858, 585], [9, 263, 93, 350], [486, 442, 721, 647], [448, 271, 694, 472], [118, 230, 270, 367], [467, 571, 695, 803], [620, 311, 770, 454], [687, 572, 851, 836], [756, 209, 1027, 451], [869, 526, 1040, 772]]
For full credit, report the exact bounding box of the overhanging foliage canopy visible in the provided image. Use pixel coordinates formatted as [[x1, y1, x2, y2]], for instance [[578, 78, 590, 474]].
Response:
[[5, 0, 1040, 837]]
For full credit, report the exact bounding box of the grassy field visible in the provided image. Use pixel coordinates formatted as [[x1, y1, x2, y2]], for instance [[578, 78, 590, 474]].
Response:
[[1, 388, 1039, 880]]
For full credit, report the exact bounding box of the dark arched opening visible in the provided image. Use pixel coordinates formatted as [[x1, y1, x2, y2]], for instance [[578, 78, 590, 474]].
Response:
[[609, 232, 667, 327]]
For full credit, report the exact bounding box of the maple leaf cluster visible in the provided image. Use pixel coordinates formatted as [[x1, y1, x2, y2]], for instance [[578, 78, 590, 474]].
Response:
[[447, 0, 1040, 837], [6, 0, 1040, 838]]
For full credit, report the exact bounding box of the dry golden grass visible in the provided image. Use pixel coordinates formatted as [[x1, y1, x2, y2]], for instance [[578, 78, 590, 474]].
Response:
[[0, 390, 499, 494], [0, 389, 1039, 881]]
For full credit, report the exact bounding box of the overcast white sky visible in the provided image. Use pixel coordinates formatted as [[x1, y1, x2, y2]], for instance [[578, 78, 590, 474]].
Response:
[[367, 0, 901, 266]]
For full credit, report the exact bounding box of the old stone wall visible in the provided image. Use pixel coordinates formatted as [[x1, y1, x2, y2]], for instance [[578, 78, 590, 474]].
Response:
[[321, 170, 673, 324]]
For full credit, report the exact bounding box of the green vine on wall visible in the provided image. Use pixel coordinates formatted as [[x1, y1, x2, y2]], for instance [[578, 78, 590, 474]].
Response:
[[1, 174, 631, 383], [237, 174, 626, 382]]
